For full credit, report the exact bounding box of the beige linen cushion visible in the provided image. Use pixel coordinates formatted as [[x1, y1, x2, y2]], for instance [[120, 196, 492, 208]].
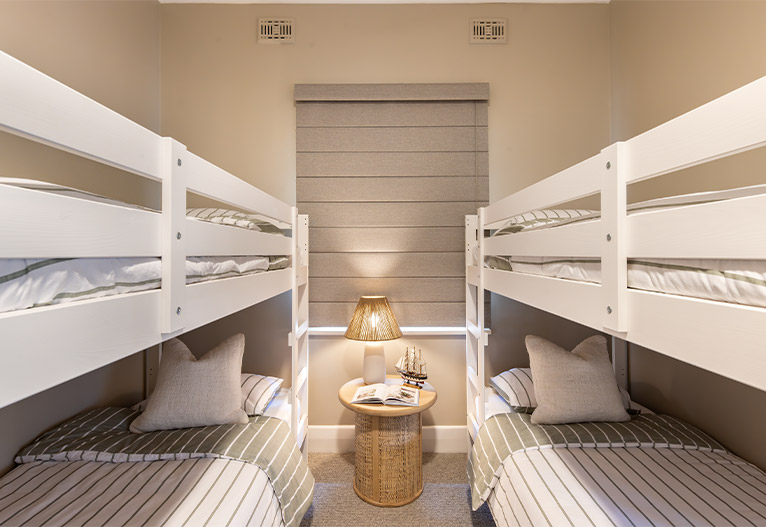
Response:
[[129, 334, 249, 433], [528, 335, 630, 425]]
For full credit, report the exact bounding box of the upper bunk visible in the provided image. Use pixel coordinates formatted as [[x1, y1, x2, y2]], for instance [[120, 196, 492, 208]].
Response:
[[466, 74, 766, 393], [0, 50, 310, 426]]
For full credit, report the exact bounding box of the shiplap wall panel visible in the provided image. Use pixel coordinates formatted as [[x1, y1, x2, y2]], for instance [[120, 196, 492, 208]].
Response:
[[310, 227, 465, 253], [297, 127, 487, 153], [296, 83, 489, 326], [299, 202, 485, 228], [311, 253, 464, 278], [311, 278, 464, 303], [297, 152, 489, 177], [297, 101, 483, 128], [297, 177, 489, 203], [310, 302, 465, 327]]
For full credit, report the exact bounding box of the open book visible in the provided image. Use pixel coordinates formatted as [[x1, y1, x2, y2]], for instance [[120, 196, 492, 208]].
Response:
[[351, 383, 420, 406]]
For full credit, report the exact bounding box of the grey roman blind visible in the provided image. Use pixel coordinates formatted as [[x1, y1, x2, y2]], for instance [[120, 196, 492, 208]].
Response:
[[295, 83, 489, 327]]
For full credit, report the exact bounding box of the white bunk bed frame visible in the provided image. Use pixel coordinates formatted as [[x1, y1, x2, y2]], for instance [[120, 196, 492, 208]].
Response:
[[465, 76, 766, 442], [0, 51, 310, 451]]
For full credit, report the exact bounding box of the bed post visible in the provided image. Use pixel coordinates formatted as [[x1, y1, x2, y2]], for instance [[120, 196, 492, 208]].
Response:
[[291, 211, 310, 458], [161, 137, 188, 335], [601, 142, 628, 335], [465, 212, 485, 446]]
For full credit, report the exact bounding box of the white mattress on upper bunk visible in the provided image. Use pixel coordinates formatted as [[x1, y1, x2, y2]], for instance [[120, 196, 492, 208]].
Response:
[[0, 255, 290, 314], [485, 186, 766, 308], [0, 177, 292, 314]]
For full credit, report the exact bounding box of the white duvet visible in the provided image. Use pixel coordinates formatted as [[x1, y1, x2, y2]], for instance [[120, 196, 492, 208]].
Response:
[[0, 256, 276, 313]]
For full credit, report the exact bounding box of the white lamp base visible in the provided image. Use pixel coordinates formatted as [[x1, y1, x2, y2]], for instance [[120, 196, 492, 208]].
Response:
[[362, 342, 386, 384]]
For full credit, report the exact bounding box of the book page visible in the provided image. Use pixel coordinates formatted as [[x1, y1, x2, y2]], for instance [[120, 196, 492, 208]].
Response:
[[351, 384, 387, 404], [384, 385, 419, 406]]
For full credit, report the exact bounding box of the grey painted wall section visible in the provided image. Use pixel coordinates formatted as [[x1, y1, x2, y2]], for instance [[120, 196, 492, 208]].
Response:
[[297, 85, 489, 326]]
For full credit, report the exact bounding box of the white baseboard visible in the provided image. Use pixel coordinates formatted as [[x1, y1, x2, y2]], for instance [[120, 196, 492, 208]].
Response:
[[308, 425, 467, 453]]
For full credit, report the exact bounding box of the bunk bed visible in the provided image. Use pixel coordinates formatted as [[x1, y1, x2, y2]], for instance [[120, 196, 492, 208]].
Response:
[[0, 50, 312, 526], [465, 75, 766, 526]]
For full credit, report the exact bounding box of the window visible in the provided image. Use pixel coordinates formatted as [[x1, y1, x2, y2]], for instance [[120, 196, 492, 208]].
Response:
[[295, 83, 489, 326]]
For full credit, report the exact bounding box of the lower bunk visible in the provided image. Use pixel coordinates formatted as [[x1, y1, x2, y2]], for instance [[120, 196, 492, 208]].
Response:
[[470, 411, 766, 527], [469, 337, 766, 527], [0, 407, 312, 527], [0, 335, 313, 527]]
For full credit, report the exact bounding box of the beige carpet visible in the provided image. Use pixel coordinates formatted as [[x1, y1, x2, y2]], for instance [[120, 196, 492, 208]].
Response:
[[299, 452, 495, 526]]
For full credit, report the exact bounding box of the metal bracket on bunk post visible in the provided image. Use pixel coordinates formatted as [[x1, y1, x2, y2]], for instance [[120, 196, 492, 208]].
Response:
[[161, 137, 188, 335], [611, 336, 629, 391], [601, 142, 628, 334]]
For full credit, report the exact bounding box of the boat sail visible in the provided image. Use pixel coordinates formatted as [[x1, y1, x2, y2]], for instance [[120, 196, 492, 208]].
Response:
[[395, 347, 427, 388]]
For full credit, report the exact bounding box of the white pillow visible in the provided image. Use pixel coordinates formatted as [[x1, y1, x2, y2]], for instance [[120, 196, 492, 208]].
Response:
[[241, 373, 284, 416], [129, 335, 248, 433], [527, 335, 629, 425], [489, 368, 535, 409]]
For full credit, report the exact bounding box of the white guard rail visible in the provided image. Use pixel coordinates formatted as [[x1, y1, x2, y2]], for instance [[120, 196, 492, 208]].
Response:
[[0, 48, 305, 444], [477, 74, 766, 392]]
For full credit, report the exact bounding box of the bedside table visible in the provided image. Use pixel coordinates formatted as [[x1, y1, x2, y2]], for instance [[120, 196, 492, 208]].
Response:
[[338, 375, 437, 507]]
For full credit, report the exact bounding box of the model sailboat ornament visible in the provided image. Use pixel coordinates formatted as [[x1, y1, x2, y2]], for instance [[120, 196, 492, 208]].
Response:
[[395, 347, 427, 388]]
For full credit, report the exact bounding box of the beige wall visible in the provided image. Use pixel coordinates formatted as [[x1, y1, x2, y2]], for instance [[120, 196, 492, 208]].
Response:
[[161, 3, 610, 204], [161, 3, 611, 431], [0, 0, 162, 207], [609, 0, 766, 470], [611, 0, 766, 205], [311, 335, 466, 426], [0, 0, 161, 474]]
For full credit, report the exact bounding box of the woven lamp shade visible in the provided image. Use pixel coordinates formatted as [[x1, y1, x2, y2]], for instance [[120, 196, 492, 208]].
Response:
[[344, 296, 403, 342]]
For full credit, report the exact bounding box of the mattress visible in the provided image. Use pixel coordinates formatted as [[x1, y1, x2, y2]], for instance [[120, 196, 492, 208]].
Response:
[[0, 177, 293, 313], [470, 412, 766, 527], [0, 407, 314, 527], [263, 387, 293, 422], [485, 186, 766, 308], [0, 255, 290, 314]]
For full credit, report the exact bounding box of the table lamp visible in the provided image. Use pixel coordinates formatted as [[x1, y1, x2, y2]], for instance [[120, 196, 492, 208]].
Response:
[[344, 296, 402, 384]]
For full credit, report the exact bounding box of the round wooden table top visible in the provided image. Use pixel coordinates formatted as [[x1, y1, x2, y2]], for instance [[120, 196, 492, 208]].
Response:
[[338, 375, 437, 417]]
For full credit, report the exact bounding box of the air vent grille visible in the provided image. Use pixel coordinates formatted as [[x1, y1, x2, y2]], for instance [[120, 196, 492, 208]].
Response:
[[259, 18, 294, 43], [471, 18, 507, 44]]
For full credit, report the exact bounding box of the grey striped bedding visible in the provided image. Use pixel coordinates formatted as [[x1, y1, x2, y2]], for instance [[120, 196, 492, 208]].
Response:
[[470, 413, 766, 526], [492, 185, 766, 237], [484, 186, 766, 308], [0, 458, 284, 527], [7, 407, 313, 527], [0, 255, 290, 314], [0, 178, 288, 236], [484, 256, 766, 309]]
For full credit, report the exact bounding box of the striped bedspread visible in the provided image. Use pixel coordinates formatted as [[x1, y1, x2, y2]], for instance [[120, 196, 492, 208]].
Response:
[[11, 408, 313, 527], [0, 458, 285, 526], [470, 413, 766, 527]]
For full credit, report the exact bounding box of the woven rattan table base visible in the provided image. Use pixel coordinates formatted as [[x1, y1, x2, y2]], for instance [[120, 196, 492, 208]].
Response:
[[353, 412, 423, 507]]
